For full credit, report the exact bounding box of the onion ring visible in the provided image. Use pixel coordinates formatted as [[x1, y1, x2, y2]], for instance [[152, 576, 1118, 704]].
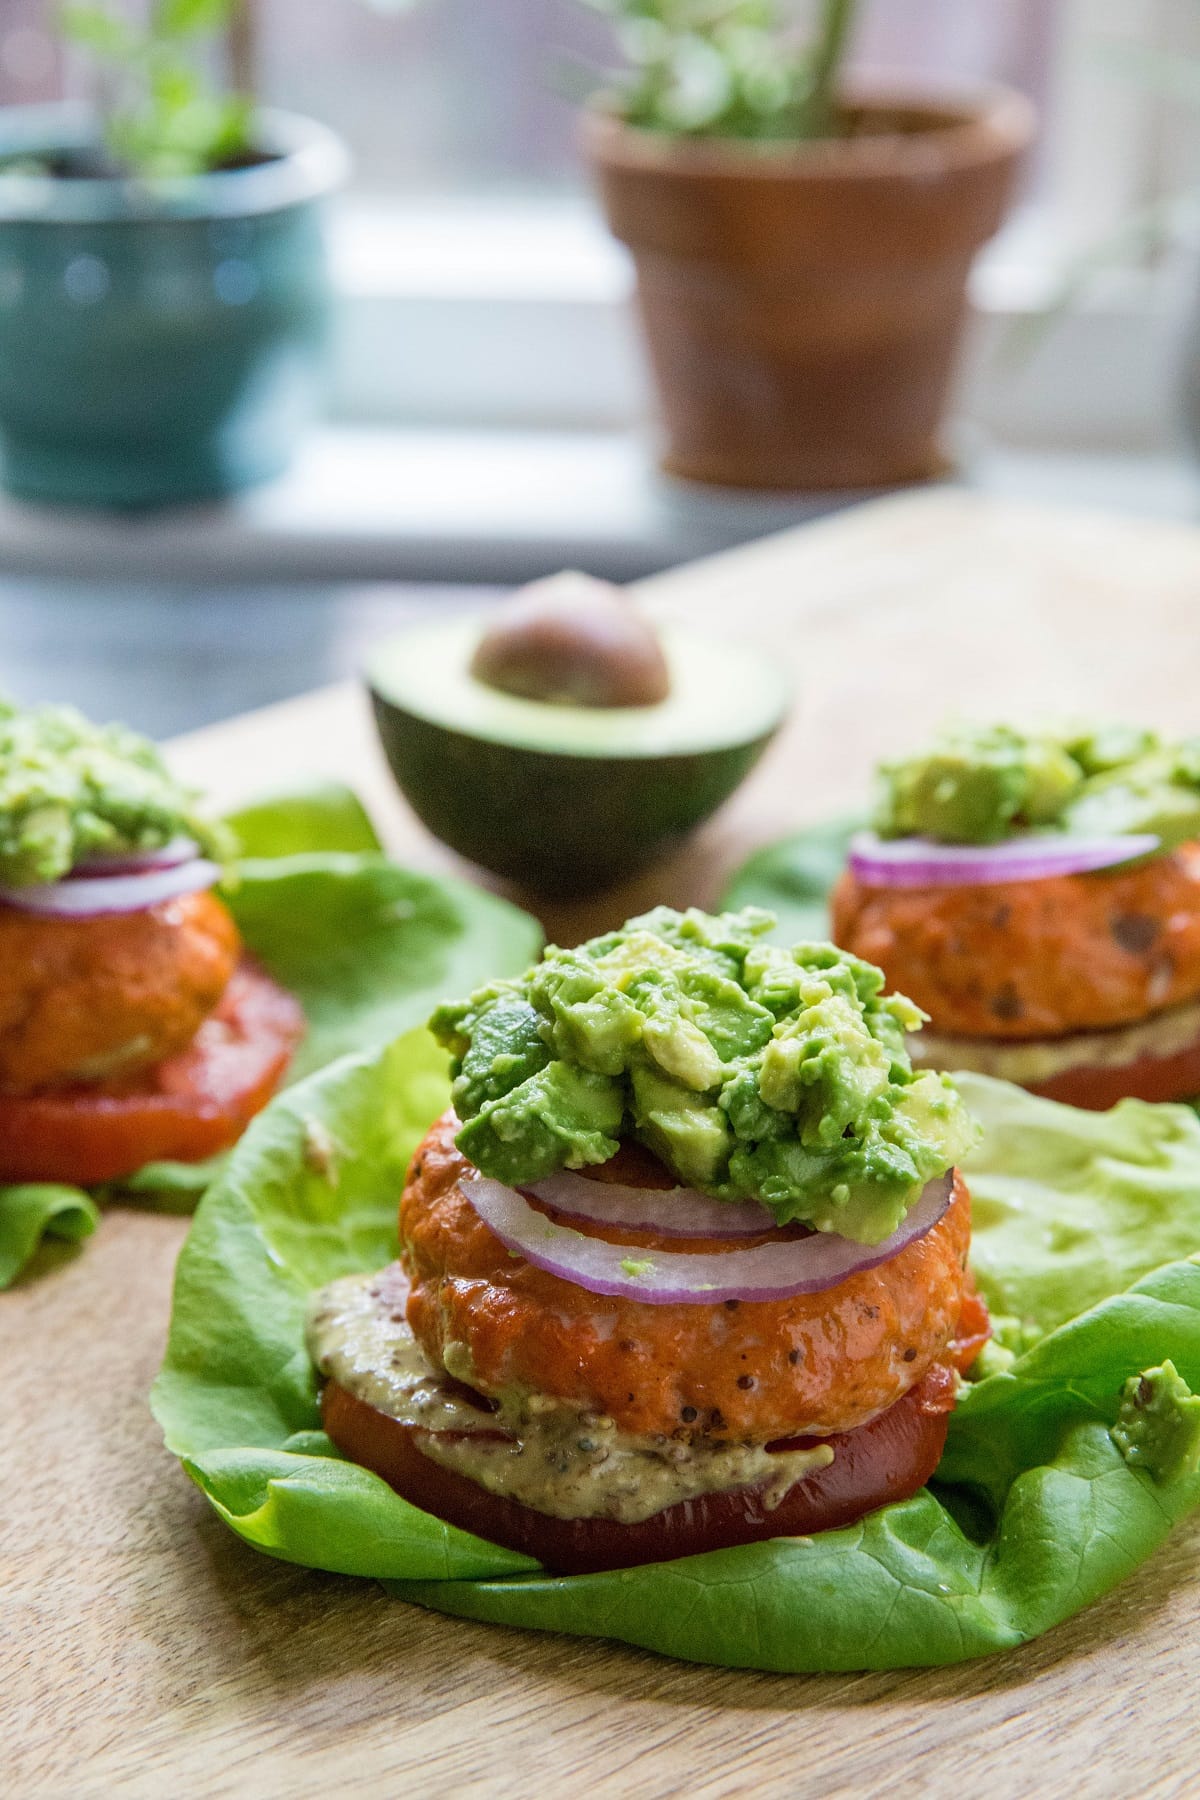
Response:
[[461, 1170, 954, 1305], [0, 856, 220, 918], [847, 828, 1160, 889], [70, 836, 200, 877], [524, 1169, 776, 1238]]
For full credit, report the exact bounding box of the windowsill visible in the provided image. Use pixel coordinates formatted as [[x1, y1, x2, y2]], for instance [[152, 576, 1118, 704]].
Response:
[[0, 426, 1193, 587], [0, 426, 848, 584], [327, 196, 1188, 451]]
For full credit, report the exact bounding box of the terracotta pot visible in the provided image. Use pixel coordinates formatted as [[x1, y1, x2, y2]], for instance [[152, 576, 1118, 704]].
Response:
[[585, 88, 1035, 490]]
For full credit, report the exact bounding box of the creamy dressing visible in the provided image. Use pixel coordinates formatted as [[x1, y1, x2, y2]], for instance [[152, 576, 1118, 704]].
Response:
[[306, 1268, 834, 1525], [912, 993, 1200, 1085]]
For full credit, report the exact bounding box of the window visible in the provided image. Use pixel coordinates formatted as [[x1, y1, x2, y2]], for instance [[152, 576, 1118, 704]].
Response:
[[2, 2, 1193, 447], [0, 1, 61, 105], [257, 0, 1057, 199]]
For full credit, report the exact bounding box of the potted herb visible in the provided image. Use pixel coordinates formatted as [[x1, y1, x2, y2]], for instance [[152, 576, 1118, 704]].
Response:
[[0, 1, 348, 507], [580, 0, 1035, 490]]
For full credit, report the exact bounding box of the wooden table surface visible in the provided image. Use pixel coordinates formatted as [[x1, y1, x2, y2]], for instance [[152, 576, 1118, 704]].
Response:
[[8, 489, 1200, 1799]]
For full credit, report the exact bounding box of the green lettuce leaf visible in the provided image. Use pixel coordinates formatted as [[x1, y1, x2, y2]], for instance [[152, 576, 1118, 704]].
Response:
[[153, 1030, 536, 1580], [0, 1183, 99, 1286], [115, 1154, 230, 1213], [721, 816, 857, 942], [0, 782, 541, 1287], [961, 1071, 1200, 1342], [223, 780, 382, 860], [154, 1039, 1200, 1672], [225, 853, 541, 1084]]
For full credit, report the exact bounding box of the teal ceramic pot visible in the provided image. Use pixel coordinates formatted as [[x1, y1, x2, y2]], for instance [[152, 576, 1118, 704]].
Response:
[[0, 106, 348, 508]]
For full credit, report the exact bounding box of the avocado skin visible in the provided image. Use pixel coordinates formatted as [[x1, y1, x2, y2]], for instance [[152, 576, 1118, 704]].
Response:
[[369, 686, 778, 897]]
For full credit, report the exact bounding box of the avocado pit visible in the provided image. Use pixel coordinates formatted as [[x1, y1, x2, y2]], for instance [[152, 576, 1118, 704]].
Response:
[[470, 572, 671, 710]]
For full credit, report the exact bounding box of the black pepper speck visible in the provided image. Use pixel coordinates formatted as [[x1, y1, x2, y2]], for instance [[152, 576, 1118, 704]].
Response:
[[990, 983, 1023, 1023], [1111, 912, 1160, 955]]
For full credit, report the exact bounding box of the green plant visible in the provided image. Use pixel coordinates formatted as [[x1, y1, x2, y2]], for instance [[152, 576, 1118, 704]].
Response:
[[59, 0, 253, 177], [580, 0, 859, 139]]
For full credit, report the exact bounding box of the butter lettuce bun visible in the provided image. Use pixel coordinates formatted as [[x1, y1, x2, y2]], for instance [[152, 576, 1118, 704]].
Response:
[[306, 907, 988, 1575], [833, 723, 1200, 1110], [0, 699, 303, 1183]]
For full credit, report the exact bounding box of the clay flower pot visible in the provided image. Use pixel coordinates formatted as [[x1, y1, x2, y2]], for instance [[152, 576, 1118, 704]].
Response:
[[0, 105, 348, 508], [585, 87, 1035, 491]]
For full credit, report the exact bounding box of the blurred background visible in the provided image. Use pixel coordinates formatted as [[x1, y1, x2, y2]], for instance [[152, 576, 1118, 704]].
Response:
[[2, 0, 1200, 737]]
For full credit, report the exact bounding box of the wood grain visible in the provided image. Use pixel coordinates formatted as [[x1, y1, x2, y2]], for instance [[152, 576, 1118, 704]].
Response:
[[7, 489, 1200, 1798]]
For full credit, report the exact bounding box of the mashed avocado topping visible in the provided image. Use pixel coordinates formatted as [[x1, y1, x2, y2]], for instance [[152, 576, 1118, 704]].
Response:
[[1111, 1360, 1200, 1485], [0, 699, 226, 885], [428, 906, 975, 1244], [873, 721, 1200, 851]]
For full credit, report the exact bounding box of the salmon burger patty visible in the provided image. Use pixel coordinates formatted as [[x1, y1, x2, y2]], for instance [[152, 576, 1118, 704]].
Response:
[[831, 843, 1200, 1041], [399, 1110, 974, 1442], [0, 889, 242, 1091]]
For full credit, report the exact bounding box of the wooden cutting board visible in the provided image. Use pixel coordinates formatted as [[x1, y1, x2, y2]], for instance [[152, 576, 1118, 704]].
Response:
[[7, 488, 1200, 1799]]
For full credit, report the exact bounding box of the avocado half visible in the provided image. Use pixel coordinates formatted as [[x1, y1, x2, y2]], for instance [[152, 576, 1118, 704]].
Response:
[[367, 615, 791, 896]]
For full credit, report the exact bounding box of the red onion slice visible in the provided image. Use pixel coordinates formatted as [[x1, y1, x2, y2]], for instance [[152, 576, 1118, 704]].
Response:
[[847, 828, 1160, 890], [525, 1170, 776, 1238], [0, 857, 220, 919], [71, 836, 200, 877], [461, 1171, 954, 1305]]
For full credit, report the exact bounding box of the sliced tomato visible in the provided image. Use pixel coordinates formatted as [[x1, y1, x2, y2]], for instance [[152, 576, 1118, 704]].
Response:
[[321, 1362, 955, 1575], [0, 961, 305, 1185], [1029, 1029, 1200, 1111]]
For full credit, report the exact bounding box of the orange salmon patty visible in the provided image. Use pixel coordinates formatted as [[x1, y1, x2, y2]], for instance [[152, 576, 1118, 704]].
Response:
[[0, 889, 241, 1092], [831, 843, 1200, 1040], [399, 1111, 974, 1442], [0, 958, 305, 1184]]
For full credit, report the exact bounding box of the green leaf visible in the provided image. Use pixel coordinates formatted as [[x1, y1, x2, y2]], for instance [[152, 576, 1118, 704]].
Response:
[[64, 0, 248, 177], [153, 1030, 537, 1580], [223, 781, 383, 861], [200, 94, 255, 163], [721, 814, 858, 942], [113, 1154, 230, 1213], [224, 855, 541, 1084], [153, 1029, 1200, 1670], [0, 1184, 99, 1289], [960, 1071, 1200, 1341], [152, 0, 234, 38], [59, 2, 142, 61], [182, 1446, 533, 1580]]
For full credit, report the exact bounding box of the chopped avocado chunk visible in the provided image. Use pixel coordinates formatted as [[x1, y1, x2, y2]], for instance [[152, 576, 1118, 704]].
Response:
[[1111, 1360, 1200, 1485], [1062, 740, 1200, 851], [873, 720, 1200, 853], [429, 906, 977, 1244], [454, 1060, 624, 1185], [0, 698, 228, 886]]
